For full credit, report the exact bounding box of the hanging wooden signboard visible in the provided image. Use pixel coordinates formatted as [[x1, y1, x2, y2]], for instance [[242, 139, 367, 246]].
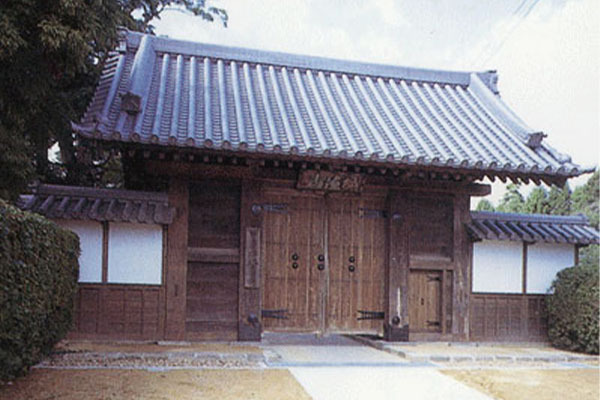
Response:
[[296, 170, 365, 193]]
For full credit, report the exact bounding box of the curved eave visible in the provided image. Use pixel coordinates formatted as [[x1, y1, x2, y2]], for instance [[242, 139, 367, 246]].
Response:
[[73, 124, 582, 186]]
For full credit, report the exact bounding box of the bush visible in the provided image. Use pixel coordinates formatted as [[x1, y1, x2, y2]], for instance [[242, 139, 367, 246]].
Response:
[[546, 264, 599, 354], [0, 200, 79, 381]]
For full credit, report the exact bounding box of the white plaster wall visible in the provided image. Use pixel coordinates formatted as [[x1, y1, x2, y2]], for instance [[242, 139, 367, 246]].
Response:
[[527, 242, 575, 294], [472, 240, 523, 293], [108, 222, 163, 284], [55, 220, 103, 283]]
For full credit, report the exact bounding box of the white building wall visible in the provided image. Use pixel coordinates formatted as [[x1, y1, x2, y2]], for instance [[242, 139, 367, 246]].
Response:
[[55, 220, 103, 283], [472, 240, 523, 293], [107, 222, 163, 285], [527, 243, 575, 294]]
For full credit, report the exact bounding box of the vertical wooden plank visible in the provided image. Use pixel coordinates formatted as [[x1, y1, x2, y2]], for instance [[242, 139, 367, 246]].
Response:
[[522, 243, 528, 294], [238, 179, 263, 340], [441, 270, 447, 335], [165, 178, 189, 340], [451, 194, 470, 340], [158, 226, 168, 338], [383, 189, 409, 341], [102, 222, 109, 283], [244, 227, 261, 288]]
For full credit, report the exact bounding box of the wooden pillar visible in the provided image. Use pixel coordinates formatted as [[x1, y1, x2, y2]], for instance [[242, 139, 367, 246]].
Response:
[[238, 180, 263, 341], [383, 189, 409, 341], [451, 194, 471, 340], [164, 178, 188, 340]]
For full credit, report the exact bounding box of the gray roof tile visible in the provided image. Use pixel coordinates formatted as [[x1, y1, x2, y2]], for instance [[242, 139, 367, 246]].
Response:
[[468, 211, 599, 245], [18, 185, 175, 225], [74, 31, 588, 181]]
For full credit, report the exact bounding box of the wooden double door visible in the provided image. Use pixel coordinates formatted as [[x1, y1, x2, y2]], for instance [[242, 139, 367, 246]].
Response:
[[262, 190, 386, 334]]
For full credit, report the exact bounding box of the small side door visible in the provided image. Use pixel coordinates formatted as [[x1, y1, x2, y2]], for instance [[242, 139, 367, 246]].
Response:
[[408, 270, 442, 332]]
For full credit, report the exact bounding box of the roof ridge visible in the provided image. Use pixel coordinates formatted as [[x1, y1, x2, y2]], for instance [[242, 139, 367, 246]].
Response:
[[124, 30, 484, 86], [35, 184, 168, 202], [471, 210, 590, 225]]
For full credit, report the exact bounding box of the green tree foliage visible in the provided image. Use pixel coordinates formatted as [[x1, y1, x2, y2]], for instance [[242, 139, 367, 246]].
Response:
[[475, 199, 495, 212], [547, 183, 571, 215], [572, 171, 599, 229], [571, 171, 599, 268], [0, 0, 226, 202], [524, 186, 550, 214], [496, 183, 525, 213]]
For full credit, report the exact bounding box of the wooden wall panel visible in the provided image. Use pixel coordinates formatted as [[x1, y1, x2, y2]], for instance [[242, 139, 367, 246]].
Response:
[[185, 262, 239, 340], [470, 294, 548, 341], [70, 285, 164, 340], [188, 183, 240, 248], [187, 180, 241, 340], [407, 196, 454, 259]]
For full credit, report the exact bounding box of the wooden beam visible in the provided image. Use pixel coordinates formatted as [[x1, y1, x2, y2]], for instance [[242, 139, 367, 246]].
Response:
[[522, 243, 528, 294], [238, 180, 263, 341], [101, 222, 109, 283], [451, 194, 471, 340], [383, 189, 409, 341], [164, 178, 189, 340]]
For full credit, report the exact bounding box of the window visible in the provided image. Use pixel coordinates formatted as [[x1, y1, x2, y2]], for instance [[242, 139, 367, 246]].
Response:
[[472, 240, 576, 294], [472, 241, 522, 293], [108, 222, 163, 284], [527, 243, 574, 294], [55, 220, 103, 283], [56, 220, 163, 285]]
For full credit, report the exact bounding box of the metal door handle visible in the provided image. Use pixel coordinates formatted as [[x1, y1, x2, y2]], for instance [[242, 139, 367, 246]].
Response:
[[317, 264, 325, 271]]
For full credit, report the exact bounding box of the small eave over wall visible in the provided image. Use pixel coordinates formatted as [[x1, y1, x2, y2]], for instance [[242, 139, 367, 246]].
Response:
[[467, 211, 599, 245], [18, 184, 175, 225]]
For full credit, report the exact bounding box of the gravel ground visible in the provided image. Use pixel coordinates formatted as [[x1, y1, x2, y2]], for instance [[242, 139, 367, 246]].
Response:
[[37, 351, 265, 369]]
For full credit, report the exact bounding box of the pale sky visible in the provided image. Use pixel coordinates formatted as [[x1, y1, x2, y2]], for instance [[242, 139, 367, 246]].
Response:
[[153, 0, 599, 204]]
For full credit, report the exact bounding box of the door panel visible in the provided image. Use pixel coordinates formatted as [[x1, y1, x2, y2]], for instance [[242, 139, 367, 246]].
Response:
[[262, 192, 325, 331], [409, 270, 442, 332], [327, 194, 386, 333], [262, 189, 386, 334]]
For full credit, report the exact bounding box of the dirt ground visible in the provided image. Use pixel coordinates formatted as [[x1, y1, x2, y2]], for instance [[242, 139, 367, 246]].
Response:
[[443, 369, 599, 400], [55, 340, 262, 354], [0, 369, 310, 400]]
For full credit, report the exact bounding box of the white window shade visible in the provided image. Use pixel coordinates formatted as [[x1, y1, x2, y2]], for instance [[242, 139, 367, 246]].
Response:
[[473, 241, 523, 293], [108, 222, 163, 284], [527, 243, 574, 294], [55, 220, 103, 283]]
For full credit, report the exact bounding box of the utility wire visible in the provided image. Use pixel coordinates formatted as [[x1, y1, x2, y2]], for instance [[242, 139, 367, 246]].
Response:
[[470, 0, 541, 69]]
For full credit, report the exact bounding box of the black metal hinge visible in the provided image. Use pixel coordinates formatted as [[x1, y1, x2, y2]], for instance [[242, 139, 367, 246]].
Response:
[[261, 309, 289, 319], [358, 208, 388, 219], [252, 203, 289, 215], [357, 310, 385, 320]]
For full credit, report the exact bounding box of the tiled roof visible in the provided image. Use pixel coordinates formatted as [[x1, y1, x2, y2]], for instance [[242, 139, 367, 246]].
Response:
[[18, 185, 175, 225], [73, 30, 588, 183], [467, 211, 599, 245]]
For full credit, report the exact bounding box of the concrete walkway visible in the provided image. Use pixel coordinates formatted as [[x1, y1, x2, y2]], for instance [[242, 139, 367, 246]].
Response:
[[290, 367, 492, 400], [261, 333, 492, 399]]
